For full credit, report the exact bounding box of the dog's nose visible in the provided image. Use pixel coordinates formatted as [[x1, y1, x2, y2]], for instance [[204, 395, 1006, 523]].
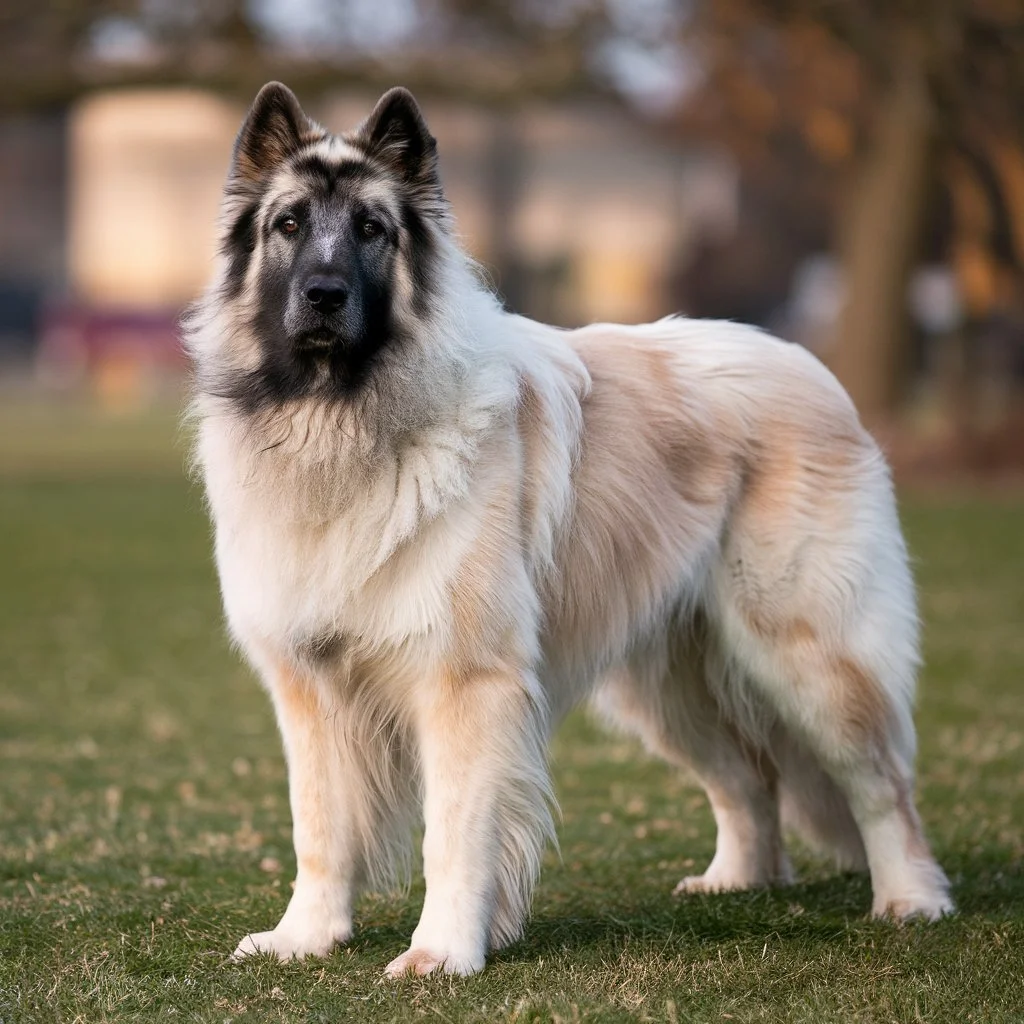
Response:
[[305, 276, 349, 315]]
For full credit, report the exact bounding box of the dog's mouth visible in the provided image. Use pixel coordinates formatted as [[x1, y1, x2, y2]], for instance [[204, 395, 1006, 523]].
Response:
[[293, 328, 341, 353]]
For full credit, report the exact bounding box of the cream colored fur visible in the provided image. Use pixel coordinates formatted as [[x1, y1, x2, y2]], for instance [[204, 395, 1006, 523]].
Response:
[[189, 139, 952, 982]]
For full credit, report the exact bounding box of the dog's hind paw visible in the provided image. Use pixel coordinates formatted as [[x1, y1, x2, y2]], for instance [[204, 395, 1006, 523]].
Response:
[[674, 872, 747, 895], [384, 946, 484, 978], [870, 858, 954, 922], [673, 867, 774, 895], [872, 892, 955, 922], [673, 849, 794, 895], [231, 925, 347, 962]]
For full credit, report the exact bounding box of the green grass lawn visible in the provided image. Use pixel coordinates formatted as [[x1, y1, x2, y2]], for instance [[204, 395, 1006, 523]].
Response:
[[1, 415, 1022, 1022]]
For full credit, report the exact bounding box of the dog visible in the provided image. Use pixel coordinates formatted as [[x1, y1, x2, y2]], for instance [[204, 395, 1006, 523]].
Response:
[[183, 82, 953, 977]]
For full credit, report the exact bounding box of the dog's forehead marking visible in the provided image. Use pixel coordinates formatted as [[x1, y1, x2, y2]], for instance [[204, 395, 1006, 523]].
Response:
[[317, 227, 340, 264], [321, 135, 365, 163], [263, 166, 403, 226]]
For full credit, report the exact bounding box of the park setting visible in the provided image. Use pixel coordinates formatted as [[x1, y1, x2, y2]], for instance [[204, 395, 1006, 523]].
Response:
[[1, 2, 1023, 1021]]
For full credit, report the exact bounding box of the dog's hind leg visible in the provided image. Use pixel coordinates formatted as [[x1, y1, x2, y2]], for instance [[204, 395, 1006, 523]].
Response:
[[723, 630, 951, 919], [593, 634, 793, 894], [712, 486, 953, 920]]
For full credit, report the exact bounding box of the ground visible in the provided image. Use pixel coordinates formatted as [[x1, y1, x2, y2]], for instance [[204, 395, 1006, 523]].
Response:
[[0, 405, 1021, 1023]]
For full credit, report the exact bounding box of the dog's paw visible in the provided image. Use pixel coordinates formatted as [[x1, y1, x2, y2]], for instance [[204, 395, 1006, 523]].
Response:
[[672, 866, 775, 895], [871, 858, 954, 922], [872, 892, 955, 922], [384, 946, 485, 978], [674, 872, 748, 895], [673, 850, 793, 895], [231, 924, 349, 962], [671, 868, 782, 892]]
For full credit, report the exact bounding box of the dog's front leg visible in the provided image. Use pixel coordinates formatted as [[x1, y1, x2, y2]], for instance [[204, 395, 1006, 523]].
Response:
[[385, 667, 551, 978], [233, 658, 357, 961]]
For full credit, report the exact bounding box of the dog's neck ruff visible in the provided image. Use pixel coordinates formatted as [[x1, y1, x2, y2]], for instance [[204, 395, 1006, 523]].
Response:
[[189, 239, 575, 550]]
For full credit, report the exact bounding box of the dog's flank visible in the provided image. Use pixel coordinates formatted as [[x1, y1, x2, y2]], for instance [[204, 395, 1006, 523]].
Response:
[[185, 82, 952, 978]]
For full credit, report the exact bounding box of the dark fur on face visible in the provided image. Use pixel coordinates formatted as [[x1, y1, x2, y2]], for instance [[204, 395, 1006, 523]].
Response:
[[198, 84, 449, 413]]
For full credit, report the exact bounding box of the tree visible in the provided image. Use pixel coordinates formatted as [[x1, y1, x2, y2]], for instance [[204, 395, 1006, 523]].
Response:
[[0, 0, 608, 112], [671, 0, 1024, 423]]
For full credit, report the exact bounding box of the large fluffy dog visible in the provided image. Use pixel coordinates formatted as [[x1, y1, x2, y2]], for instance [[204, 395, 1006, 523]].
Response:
[[185, 83, 952, 977]]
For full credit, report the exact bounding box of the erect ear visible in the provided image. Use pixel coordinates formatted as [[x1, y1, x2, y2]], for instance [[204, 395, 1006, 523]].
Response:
[[356, 87, 438, 185], [230, 82, 318, 187]]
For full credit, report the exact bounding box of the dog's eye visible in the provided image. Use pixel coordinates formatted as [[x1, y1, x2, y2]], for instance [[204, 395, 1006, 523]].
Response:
[[360, 219, 383, 240], [278, 216, 300, 236]]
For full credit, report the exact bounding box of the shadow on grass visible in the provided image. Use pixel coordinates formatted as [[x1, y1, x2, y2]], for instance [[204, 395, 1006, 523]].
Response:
[[480, 874, 870, 967], [482, 861, 1022, 968], [228, 845, 1023, 971]]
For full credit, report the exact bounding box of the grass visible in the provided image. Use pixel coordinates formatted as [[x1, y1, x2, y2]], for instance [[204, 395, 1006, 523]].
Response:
[[0, 409, 1022, 1022]]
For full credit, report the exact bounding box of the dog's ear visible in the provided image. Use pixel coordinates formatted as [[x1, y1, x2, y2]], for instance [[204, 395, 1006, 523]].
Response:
[[230, 82, 317, 187], [356, 88, 439, 188]]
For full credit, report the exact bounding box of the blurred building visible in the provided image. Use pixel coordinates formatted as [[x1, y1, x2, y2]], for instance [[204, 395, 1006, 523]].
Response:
[[0, 86, 737, 402], [68, 90, 239, 310], [0, 87, 741, 399]]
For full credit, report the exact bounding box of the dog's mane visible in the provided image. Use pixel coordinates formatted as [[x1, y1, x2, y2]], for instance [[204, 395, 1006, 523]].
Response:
[[185, 210, 587, 561]]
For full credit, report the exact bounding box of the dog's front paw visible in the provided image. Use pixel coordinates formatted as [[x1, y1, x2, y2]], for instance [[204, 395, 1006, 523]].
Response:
[[384, 946, 485, 978], [231, 922, 350, 962]]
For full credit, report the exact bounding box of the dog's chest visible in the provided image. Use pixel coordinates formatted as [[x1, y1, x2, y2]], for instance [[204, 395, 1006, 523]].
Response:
[[211, 481, 477, 664]]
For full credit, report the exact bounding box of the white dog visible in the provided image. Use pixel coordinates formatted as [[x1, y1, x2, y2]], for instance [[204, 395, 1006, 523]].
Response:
[[185, 82, 953, 977]]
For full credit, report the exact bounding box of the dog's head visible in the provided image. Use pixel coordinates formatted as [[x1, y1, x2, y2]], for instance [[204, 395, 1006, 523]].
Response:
[[212, 83, 448, 408]]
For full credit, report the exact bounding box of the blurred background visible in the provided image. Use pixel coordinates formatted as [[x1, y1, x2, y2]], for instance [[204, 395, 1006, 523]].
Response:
[[1, 0, 1022, 475], [1, 13, 1023, 1012]]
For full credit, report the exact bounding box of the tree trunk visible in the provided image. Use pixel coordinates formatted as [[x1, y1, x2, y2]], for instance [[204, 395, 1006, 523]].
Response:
[[831, 55, 934, 424]]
